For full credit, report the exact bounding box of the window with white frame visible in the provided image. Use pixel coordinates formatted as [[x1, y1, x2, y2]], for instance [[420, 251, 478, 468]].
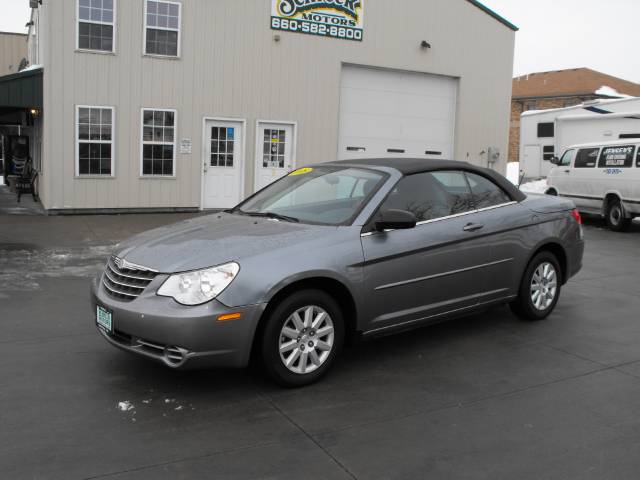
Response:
[[141, 109, 176, 176], [77, 106, 114, 176], [78, 0, 115, 52], [144, 1, 181, 57]]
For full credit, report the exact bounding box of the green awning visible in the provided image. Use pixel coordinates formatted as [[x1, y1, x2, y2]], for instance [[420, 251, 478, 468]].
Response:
[[0, 67, 43, 109]]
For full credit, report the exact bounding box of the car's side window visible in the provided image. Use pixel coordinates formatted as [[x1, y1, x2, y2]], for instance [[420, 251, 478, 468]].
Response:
[[464, 172, 512, 209], [574, 148, 600, 168], [560, 149, 576, 167], [637, 147, 640, 168], [379, 171, 474, 223]]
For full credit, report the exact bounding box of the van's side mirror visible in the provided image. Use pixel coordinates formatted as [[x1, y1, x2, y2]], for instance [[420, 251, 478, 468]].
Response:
[[375, 209, 417, 231], [549, 156, 560, 165]]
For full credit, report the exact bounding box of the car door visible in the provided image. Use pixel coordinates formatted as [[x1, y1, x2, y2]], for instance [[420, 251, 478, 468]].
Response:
[[550, 148, 575, 196], [571, 147, 601, 211], [360, 170, 501, 334], [461, 171, 525, 300]]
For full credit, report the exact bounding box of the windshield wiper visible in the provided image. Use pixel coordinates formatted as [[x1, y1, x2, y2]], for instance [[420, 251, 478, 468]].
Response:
[[242, 211, 300, 223]]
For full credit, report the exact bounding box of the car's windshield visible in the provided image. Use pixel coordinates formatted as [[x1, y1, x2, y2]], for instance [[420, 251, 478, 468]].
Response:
[[235, 166, 385, 225]]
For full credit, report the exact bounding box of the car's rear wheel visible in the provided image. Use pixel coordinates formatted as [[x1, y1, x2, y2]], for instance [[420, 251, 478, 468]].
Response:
[[510, 252, 561, 321], [605, 198, 631, 232], [261, 289, 344, 387]]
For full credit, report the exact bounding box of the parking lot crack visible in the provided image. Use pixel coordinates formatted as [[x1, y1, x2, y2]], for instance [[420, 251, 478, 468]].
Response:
[[260, 392, 359, 480]]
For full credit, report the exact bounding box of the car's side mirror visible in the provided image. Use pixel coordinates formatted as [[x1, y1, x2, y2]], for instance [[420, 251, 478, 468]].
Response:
[[549, 156, 560, 165], [375, 209, 417, 231]]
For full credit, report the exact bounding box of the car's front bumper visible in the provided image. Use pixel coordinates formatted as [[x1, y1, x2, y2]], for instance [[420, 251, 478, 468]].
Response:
[[90, 275, 267, 369]]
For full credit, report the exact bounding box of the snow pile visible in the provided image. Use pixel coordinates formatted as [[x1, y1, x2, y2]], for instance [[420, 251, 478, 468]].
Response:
[[595, 86, 633, 99], [520, 179, 548, 194], [19, 64, 43, 72], [117, 401, 134, 412], [506, 162, 521, 185]]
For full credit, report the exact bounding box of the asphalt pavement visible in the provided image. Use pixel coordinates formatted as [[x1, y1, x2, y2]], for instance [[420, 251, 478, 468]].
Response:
[[1, 212, 640, 479]]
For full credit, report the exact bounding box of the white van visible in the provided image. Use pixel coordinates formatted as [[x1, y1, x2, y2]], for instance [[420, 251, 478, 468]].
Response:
[[546, 140, 640, 231]]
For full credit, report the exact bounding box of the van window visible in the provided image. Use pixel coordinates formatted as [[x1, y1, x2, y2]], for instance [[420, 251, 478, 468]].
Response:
[[598, 146, 635, 168], [637, 148, 640, 168], [574, 148, 600, 168], [559, 149, 575, 167]]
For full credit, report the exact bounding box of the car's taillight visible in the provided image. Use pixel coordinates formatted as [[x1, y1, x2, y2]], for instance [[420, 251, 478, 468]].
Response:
[[570, 209, 582, 225]]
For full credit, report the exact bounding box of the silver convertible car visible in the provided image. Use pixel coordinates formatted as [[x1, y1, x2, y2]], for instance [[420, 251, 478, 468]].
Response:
[[92, 158, 584, 386]]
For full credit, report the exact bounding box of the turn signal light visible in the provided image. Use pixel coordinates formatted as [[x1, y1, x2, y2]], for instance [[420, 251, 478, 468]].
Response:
[[217, 312, 242, 322], [570, 209, 582, 225]]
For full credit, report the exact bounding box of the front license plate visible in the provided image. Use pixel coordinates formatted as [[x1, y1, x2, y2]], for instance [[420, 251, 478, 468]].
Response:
[[96, 305, 113, 333]]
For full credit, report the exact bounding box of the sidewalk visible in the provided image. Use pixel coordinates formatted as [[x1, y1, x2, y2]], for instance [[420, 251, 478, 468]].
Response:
[[0, 184, 45, 215]]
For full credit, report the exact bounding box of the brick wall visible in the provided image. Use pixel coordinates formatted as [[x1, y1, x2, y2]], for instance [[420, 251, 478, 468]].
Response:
[[508, 96, 595, 163]]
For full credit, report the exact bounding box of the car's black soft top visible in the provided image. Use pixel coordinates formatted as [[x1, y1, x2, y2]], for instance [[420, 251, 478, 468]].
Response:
[[328, 158, 526, 202]]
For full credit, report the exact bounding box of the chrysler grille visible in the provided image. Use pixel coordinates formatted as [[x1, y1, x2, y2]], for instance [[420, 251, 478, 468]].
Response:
[[102, 256, 158, 301]]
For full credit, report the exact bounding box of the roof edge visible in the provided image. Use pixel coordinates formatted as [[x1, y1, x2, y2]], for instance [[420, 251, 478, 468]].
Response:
[[465, 0, 519, 31], [0, 67, 43, 84], [0, 31, 28, 37]]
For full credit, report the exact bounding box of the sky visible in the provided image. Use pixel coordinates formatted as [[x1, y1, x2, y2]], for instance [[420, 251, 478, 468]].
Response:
[[0, 0, 638, 83]]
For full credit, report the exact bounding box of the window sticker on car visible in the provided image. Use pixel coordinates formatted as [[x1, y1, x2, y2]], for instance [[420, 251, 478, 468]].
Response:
[[289, 167, 313, 176]]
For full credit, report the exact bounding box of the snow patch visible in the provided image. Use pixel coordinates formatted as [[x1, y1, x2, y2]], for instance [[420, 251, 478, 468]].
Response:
[[520, 179, 548, 194], [117, 401, 134, 412], [506, 162, 521, 185], [20, 64, 43, 72], [595, 85, 633, 98]]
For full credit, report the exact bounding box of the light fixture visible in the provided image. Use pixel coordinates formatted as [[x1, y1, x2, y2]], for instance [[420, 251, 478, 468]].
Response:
[[30, 108, 40, 118], [420, 40, 431, 49]]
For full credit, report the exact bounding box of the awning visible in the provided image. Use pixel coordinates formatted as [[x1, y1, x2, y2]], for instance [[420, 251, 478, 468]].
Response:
[[0, 67, 43, 110]]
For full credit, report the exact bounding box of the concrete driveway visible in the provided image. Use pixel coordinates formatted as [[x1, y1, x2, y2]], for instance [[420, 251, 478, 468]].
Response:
[[1, 213, 640, 479]]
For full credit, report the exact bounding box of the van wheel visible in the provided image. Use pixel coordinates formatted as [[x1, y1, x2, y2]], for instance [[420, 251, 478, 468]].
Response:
[[605, 198, 631, 232], [545, 189, 558, 196], [510, 252, 562, 321], [261, 290, 344, 387]]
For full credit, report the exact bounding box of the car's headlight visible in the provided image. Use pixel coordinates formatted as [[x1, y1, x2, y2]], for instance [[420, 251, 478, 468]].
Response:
[[157, 262, 240, 306]]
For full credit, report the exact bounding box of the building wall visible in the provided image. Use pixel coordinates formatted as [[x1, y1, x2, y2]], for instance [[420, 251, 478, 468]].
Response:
[[508, 95, 596, 163], [0, 32, 28, 77], [39, 0, 515, 210]]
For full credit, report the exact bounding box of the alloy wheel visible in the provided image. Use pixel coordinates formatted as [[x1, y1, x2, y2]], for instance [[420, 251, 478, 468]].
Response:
[[530, 262, 557, 311], [278, 305, 335, 374]]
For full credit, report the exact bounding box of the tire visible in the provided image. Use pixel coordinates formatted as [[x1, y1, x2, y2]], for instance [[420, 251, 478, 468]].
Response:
[[545, 188, 558, 196], [605, 198, 631, 232], [510, 252, 562, 321], [261, 289, 344, 387]]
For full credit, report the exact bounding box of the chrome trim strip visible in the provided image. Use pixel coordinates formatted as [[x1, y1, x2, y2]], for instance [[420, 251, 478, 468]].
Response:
[[102, 280, 138, 298], [111, 255, 158, 273], [361, 201, 518, 237], [374, 258, 514, 291], [107, 263, 156, 282], [364, 293, 517, 336]]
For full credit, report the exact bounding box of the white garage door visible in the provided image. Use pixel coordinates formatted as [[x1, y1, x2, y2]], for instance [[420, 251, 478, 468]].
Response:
[[338, 65, 457, 160]]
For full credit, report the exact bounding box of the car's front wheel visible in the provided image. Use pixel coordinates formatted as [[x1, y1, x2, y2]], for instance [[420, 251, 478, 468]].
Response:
[[261, 289, 344, 387], [510, 252, 561, 321]]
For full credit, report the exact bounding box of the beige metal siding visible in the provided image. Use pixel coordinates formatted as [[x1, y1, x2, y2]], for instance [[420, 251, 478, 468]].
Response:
[[0, 32, 28, 76], [40, 0, 514, 210]]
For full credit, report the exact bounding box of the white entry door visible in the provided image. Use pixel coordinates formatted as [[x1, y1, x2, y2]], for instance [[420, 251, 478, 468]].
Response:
[[254, 122, 295, 192], [522, 145, 541, 179], [203, 120, 244, 209]]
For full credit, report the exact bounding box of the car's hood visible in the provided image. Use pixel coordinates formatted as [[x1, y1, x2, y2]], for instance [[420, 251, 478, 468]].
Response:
[[115, 213, 334, 273]]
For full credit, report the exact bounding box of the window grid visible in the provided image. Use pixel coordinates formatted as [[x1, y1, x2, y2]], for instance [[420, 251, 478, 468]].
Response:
[[145, 0, 181, 57], [210, 127, 235, 167], [141, 109, 176, 176], [77, 106, 113, 176], [78, 0, 115, 52], [263, 129, 286, 168]]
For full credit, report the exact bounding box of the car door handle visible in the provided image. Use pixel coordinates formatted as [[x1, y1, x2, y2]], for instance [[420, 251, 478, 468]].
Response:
[[463, 223, 484, 232], [563, 169, 571, 173]]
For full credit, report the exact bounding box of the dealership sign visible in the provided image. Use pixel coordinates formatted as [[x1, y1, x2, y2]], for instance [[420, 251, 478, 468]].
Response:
[[271, 0, 364, 41]]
